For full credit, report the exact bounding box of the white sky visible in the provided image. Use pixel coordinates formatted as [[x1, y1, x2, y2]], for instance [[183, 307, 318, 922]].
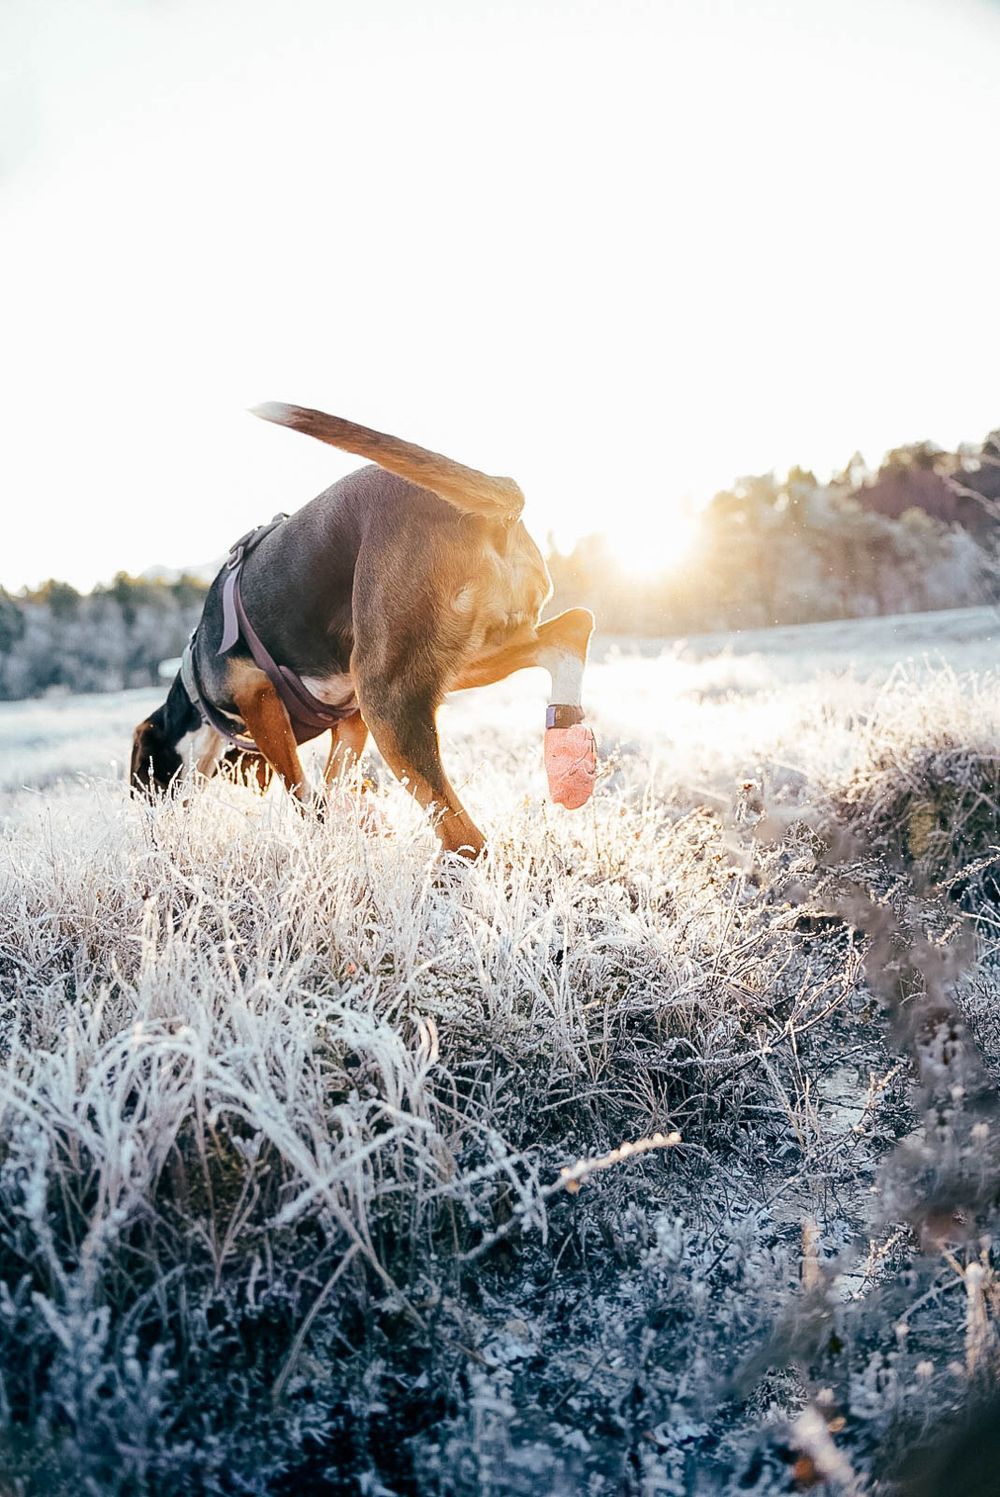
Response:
[[2, 0, 999, 591]]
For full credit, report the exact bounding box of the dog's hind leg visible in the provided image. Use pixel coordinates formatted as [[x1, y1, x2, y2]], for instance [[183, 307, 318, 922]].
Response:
[[354, 672, 485, 858], [451, 608, 594, 698], [452, 608, 597, 810]]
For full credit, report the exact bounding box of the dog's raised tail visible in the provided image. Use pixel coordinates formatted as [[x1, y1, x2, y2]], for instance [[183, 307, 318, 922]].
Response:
[[250, 402, 524, 523]]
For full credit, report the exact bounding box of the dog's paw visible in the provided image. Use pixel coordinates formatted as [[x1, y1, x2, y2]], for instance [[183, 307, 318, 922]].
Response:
[[323, 784, 389, 835], [293, 783, 328, 821], [544, 723, 597, 809], [357, 797, 389, 835], [431, 845, 487, 888]]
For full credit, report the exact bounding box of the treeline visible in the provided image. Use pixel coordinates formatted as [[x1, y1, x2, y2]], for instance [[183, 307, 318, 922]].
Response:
[[0, 574, 207, 701], [2, 431, 999, 699], [547, 431, 1000, 634]]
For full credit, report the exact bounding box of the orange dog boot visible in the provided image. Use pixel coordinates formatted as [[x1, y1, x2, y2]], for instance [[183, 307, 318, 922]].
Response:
[[544, 707, 597, 809]]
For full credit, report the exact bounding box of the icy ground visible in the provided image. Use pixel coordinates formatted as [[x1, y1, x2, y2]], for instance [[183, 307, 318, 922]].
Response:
[[3, 601, 998, 800], [1, 605, 1000, 1495]]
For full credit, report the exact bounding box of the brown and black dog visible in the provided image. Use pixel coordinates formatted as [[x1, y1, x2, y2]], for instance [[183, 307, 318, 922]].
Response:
[[131, 404, 595, 856]]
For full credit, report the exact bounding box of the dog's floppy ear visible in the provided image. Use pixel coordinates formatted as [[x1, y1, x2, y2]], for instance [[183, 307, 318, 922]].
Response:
[[131, 716, 168, 793]]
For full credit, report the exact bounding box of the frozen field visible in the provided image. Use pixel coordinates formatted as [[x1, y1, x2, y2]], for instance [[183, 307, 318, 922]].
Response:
[[2, 605, 1000, 1494], [3, 601, 999, 803]]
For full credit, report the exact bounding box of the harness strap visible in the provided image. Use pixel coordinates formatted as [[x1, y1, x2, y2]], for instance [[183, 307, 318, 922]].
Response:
[[546, 703, 584, 729], [232, 580, 351, 732], [204, 513, 356, 741], [180, 638, 258, 752], [219, 515, 287, 653]]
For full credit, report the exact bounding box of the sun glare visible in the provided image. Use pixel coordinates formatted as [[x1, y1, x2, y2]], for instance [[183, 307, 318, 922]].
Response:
[[602, 505, 702, 580]]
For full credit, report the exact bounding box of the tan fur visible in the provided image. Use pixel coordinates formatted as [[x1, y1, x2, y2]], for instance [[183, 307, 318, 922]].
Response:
[[450, 609, 594, 692], [422, 526, 554, 675], [359, 704, 486, 858], [227, 661, 309, 801], [323, 713, 369, 784]]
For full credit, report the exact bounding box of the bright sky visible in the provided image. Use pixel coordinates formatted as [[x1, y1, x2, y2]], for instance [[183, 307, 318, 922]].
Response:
[[2, 0, 999, 592]]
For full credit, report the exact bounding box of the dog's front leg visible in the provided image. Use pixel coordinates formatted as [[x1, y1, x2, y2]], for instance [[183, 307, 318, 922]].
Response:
[[322, 710, 386, 832], [323, 712, 370, 786], [222, 747, 274, 791], [230, 670, 312, 805]]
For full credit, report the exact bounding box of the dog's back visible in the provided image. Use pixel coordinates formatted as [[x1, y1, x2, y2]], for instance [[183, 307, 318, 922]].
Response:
[[197, 462, 498, 708]]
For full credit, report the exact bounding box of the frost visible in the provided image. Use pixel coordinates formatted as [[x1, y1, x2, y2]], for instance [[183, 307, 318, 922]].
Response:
[[1, 615, 1000, 1491]]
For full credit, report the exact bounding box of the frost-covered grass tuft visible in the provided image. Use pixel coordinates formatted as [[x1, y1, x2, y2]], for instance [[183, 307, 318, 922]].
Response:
[[3, 614, 1000, 1494], [831, 666, 1000, 900]]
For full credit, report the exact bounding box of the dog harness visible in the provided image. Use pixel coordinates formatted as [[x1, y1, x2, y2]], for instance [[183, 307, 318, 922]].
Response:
[[181, 515, 357, 750]]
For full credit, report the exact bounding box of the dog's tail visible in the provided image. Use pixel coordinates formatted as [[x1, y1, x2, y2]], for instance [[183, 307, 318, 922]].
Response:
[[250, 402, 524, 523]]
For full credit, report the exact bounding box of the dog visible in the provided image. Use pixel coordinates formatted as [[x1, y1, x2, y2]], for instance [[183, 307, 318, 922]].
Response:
[[131, 404, 596, 857]]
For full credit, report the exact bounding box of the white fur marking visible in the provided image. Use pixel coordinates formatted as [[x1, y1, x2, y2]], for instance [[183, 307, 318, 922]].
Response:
[[300, 673, 358, 710], [539, 647, 584, 706], [175, 724, 217, 763], [175, 725, 226, 776]]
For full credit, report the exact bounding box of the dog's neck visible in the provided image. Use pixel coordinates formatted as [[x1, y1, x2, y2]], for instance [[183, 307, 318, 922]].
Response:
[[162, 670, 201, 746]]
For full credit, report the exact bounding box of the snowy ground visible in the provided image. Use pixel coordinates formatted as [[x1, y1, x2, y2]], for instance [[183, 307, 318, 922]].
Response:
[[4, 601, 999, 800], [2, 606, 1000, 1494]]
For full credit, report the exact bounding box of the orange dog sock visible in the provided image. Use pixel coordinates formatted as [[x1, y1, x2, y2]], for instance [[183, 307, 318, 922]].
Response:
[[544, 712, 597, 809]]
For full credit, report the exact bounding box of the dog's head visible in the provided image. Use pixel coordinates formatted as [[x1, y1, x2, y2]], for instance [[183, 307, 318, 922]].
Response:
[[130, 673, 201, 794], [130, 705, 183, 793]]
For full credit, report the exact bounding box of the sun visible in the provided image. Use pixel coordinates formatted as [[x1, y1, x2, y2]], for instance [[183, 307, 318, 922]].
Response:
[[601, 503, 703, 580]]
